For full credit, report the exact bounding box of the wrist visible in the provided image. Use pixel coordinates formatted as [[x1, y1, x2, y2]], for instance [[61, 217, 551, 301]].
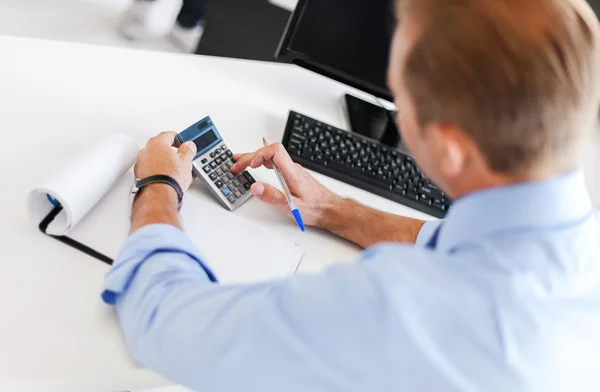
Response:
[[316, 194, 350, 230], [131, 183, 181, 232]]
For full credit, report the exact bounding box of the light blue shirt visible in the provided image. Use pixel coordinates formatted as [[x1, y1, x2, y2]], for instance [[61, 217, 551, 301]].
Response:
[[102, 170, 600, 392]]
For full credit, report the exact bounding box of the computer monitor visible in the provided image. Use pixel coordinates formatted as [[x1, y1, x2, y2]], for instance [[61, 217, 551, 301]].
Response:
[[276, 0, 395, 101]]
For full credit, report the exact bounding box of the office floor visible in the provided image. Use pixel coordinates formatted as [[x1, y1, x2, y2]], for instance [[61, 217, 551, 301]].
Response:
[[0, 0, 184, 52]]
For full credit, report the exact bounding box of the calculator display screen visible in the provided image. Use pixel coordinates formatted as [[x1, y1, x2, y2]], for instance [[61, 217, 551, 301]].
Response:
[[192, 130, 218, 152]]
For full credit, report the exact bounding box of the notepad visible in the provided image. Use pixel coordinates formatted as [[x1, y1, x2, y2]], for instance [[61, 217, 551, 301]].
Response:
[[26, 133, 303, 284]]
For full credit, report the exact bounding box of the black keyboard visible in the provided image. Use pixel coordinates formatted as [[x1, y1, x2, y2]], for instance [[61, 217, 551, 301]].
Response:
[[282, 111, 451, 218]]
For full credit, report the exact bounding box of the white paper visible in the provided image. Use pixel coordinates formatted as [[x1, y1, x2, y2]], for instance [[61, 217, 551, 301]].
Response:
[[68, 170, 303, 284], [26, 134, 303, 284], [26, 133, 139, 235]]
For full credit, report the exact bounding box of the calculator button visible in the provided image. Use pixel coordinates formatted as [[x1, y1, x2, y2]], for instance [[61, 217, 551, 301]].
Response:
[[215, 148, 221, 154], [239, 175, 248, 184], [225, 150, 233, 157], [220, 164, 229, 173], [232, 179, 241, 187], [220, 153, 227, 161], [244, 183, 251, 190], [209, 161, 218, 169], [215, 157, 223, 165], [215, 180, 224, 189], [227, 195, 236, 204], [209, 172, 218, 181], [243, 172, 255, 184], [240, 187, 247, 195], [221, 144, 227, 150], [221, 186, 231, 196], [223, 176, 231, 184], [226, 161, 234, 169], [201, 158, 208, 164], [210, 152, 216, 158], [234, 190, 242, 199], [203, 165, 211, 173], [216, 168, 223, 176], [226, 172, 234, 180]]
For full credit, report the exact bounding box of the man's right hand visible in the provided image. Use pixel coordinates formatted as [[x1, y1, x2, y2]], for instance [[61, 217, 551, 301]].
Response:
[[230, 142, 339, 228]]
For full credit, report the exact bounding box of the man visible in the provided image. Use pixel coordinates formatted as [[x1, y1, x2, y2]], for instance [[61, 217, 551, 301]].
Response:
[[102, 0, 600, 390]]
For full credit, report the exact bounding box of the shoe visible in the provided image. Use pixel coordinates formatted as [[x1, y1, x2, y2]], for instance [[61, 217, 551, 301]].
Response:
[[168, 22, 204, 53], [119, 1, 156, 41]]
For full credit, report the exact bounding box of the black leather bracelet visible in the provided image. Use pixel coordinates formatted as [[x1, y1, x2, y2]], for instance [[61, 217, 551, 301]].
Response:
[[132, 175, 184, 207]]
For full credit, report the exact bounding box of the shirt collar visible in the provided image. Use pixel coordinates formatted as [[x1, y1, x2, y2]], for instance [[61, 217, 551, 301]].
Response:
[[436, 170, 595, 253]]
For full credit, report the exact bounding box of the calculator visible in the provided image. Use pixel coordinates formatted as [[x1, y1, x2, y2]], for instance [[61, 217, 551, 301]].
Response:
[[176, 116, 255, 210]]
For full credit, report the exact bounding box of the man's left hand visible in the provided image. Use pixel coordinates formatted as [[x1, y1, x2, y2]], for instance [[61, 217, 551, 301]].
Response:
[[135, 131, 197, 192]]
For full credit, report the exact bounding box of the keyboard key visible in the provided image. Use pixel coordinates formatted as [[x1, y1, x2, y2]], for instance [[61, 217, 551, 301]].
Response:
[[203, 165, 211, 173], [420, 185, 444, 200], [220, 153, 227, 161], [239, 175, 248, 184], [226, 172, 234, 180], [233, 179, 241, 187], [244, 182, 251, 190], [209, 172, 218, 181], [215, 148, 221, 154], [209, 161, 218, 169], [234, 190, 242, 199], [221, 164, 229, 173], [433, 200, 446, 211], [201, 158, 208, 164], [216, 168, 223, 176], [210, 152, 216, 158], [226, 150, 233, 157], [240, 187, 247, 195], [223, 176, 231, 184], [215, 157, 223, 165], [221, 186, 231, 196], [227, 194, 236, 204], [221, 144, 227, 150], [215, 180, 224, 189], [243, 172, 255, 184]]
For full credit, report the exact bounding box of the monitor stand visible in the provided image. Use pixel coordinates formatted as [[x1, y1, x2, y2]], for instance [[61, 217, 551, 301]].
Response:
[[343, 93, 411, 155]]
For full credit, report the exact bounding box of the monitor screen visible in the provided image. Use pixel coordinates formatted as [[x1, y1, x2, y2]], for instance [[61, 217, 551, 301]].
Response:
[[277, 0, 395, 100]]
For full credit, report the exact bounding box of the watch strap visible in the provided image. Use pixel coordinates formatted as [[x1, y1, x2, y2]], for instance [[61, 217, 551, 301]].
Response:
[[134, 175, 184, 206]]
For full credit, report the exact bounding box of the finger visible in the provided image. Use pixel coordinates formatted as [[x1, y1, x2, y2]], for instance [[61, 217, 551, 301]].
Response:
[[251, 182, 287, 208], [153, 131, 178, 145], [260, 143, 297, 178], [178, 141, 197, 161], [231, 144, 289, 173], [230, 151, 258, 173]]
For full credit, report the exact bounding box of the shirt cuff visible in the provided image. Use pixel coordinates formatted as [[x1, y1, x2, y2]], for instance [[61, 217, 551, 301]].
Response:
[[415, 220, 443, 248], [101, 224, 218, 305]]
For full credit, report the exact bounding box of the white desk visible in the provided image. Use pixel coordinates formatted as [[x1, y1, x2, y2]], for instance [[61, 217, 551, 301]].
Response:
[[1, 36, 599, 392]]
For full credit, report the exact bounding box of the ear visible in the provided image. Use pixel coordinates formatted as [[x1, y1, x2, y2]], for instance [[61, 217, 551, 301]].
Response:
[[426, 122, 470, 177]]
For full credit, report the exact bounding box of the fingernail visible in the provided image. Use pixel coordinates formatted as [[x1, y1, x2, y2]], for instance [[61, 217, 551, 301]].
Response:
[[252, 183, 265, 196]]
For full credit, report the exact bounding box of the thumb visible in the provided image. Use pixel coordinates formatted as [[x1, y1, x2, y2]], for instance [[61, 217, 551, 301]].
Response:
[[251, 182, 287, 207], [178, 141, 197, 161]]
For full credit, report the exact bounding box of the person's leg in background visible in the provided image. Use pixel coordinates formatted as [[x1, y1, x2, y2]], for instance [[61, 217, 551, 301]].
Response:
[[119, 0, 212, 52], [170, 0, 211, 52]]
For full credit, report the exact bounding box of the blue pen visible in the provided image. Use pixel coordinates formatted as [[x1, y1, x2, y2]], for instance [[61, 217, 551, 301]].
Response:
[[263, 138, 305, 232]]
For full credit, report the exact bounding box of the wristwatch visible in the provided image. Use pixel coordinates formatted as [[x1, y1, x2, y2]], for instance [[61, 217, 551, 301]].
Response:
[[129, 175, 184, 210]]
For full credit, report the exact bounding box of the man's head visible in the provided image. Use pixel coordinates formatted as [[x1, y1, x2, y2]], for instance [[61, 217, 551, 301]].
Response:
[[388, 0, 600, 199]]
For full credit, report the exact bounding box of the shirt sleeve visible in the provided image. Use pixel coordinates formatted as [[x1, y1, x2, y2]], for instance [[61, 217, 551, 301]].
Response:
[[101, 224, 217, 305], [415, 219, 443, 248], [101, 225, 397, 391]]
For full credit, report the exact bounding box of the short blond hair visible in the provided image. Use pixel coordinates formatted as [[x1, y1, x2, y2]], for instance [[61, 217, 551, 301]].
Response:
[[398, 0, 600, 174]]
